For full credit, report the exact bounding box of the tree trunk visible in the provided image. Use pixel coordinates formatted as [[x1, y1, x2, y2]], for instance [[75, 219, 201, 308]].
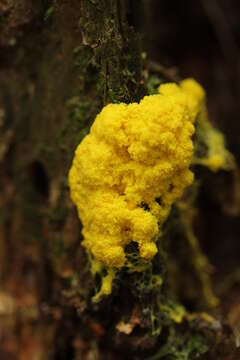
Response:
[[0, 1, 239, 359]]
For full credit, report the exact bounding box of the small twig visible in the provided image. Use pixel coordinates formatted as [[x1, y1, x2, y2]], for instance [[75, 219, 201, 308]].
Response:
[[146, 60, 180, 83]]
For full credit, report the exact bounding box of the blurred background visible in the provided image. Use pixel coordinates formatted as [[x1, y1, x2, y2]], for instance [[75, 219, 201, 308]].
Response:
[[143, 0, 240, 323]]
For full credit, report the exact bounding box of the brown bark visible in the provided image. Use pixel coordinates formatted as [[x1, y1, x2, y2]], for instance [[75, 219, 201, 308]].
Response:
[[0, 1, 239, 359]]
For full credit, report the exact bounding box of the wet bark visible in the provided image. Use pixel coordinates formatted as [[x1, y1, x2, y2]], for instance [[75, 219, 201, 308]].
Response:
[[0, 1, 239, 359]]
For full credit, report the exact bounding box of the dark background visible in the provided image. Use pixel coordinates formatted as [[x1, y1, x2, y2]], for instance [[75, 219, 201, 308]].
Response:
[[143, 0, 240, 316]]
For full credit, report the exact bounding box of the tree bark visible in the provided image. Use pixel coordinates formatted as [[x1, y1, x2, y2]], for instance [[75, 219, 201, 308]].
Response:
[[0, 1, 239, 359], [0, 1, 144, 358]]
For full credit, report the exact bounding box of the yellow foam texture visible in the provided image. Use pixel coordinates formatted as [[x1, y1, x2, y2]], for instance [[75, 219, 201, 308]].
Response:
[[69, 78, 205, 300]]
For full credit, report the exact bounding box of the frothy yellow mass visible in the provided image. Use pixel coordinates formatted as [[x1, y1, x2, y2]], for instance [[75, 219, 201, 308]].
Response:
[[69, 79, 205, 299]]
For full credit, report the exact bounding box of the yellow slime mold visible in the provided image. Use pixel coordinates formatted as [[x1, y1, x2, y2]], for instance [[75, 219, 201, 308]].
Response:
[[69, 79, 205, 301]]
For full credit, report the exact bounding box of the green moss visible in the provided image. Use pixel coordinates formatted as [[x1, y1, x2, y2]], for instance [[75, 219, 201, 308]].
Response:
[[73, 45, 98, 91], [55, 44, 100, 167], [147, 329, 208, 360], [56, 95, 97, 152], [44, 0, 56, 21], [147, 75, 162, 95], [80, 0, 145, 104]]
